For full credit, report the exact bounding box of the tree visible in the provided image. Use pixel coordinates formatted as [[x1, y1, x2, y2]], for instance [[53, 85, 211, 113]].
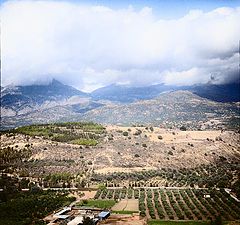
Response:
[[83, 217, 95, 225], [213, 216, 222, 225], [180, 126, 187, 131]]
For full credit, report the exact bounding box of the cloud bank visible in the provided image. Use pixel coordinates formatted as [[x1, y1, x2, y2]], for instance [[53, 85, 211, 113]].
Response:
[[1, 1, 240, 91]]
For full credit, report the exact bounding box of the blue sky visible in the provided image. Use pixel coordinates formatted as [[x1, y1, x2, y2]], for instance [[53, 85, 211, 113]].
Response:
[[42, 0, 240, 18], [2, 0, 240, 18], [89, 0, 240, 16], [1, 0, 240, 91]]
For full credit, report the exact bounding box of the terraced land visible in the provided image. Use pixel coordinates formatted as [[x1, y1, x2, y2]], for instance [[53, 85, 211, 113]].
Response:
[[94, 188, 240, 221]]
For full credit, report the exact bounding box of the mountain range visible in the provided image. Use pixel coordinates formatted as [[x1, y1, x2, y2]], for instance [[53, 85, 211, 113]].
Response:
[[1, 79, 239, 129], [91, 82, 240, 103]]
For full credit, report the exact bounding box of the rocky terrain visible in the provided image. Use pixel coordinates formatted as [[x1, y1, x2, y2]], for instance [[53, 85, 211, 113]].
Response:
[[83, 91, 240, 130], [1, 79, 239, 130], [1, 123, 239, 188]]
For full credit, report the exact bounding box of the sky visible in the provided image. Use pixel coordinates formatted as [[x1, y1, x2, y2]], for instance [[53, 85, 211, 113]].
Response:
[[1, 0, 240, 92]]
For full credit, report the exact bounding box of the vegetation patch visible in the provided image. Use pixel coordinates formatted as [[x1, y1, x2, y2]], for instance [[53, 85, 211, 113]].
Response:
[[112, 210, 138, 214], [77, 199, 116, 209], [71, 138, 98, 146], [94, 188, 240, 221], [0, 190, 75, 225], [9, 122, 105, 146]]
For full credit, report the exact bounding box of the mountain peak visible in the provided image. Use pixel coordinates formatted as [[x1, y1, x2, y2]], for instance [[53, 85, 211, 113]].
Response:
[[50, 78, 64, 86], [1, 79, 89, 112]]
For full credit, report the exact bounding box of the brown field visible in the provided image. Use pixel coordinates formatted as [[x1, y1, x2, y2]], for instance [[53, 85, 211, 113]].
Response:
[[99, 214, 146, 225], [111, 199, 139, 211], [80, 191, 97, 200]]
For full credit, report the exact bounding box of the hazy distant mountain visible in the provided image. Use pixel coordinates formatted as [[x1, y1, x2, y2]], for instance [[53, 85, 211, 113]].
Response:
[[91, 83, 240, 103], [1, 79, 88, 107], [91, 83, 178, 103], [190, 83, 240, 102]]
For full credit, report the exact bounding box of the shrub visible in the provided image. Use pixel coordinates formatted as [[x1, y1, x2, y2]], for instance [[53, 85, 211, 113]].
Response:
[[180, 126, 187, 131], [134, 130, 142, 135], [123, 131, 128, 136], [158, 135, 163, 140]]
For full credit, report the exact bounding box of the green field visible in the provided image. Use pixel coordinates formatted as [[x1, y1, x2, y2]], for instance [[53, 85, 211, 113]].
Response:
[[112, 210, 139, 214], [77, 199, 116, 209]]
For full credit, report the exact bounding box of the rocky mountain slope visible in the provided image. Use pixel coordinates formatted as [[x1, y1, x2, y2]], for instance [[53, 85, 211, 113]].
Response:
[[1, 80, 239, 129], [83, 91, 239, 129], [91, 83, 240, 103], [1, 80, 103, 128]]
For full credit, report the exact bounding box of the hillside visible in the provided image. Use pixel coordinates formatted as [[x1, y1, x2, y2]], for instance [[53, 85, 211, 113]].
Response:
[[83, 91, 240, 130], [1, 123, 239, 189], [91, 83, 240, 103], [1, 81, 239, 130], [1, 80, 103, 129]]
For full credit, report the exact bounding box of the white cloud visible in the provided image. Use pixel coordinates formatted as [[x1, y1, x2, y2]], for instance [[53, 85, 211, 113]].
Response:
[[1, 1, 240, 91]]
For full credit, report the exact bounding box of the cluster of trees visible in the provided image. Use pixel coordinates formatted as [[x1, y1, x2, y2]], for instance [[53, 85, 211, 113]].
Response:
[[0, 189, 75, 225], [0, 146, 31, 167], [94, 188, 137, 201], [174, 190, 194, 220], [91, 162, 239, 190], [95, 187, 240, 221], [153, 190, 165, 219], [42, 174, 65, 188], [146, 189, 156, 219], [11, 122, 105, 146], [139, 189, 146, 216], [159, 189, 174, 220], [208, 189, 240, 220]]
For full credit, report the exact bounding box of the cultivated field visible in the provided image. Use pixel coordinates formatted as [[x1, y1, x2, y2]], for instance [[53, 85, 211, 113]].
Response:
[[112, 199, 139, 212], [94, 188, 240, 221]]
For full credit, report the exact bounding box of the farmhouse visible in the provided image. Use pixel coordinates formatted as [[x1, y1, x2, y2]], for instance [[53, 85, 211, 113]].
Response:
[[53, 207, 71, 218], [98, 211, 110, 220], [45, 206, 110, 225]]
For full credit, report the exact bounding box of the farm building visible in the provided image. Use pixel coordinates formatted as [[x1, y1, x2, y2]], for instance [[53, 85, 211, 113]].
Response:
[[53, 207, 71, 219], [67, 216, 83, 225], [98, 211, 110, 220]]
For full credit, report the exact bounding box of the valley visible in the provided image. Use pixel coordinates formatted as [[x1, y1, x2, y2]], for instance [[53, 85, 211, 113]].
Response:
[[1, 81, 240, 225], [0, 122, 240, 225]]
